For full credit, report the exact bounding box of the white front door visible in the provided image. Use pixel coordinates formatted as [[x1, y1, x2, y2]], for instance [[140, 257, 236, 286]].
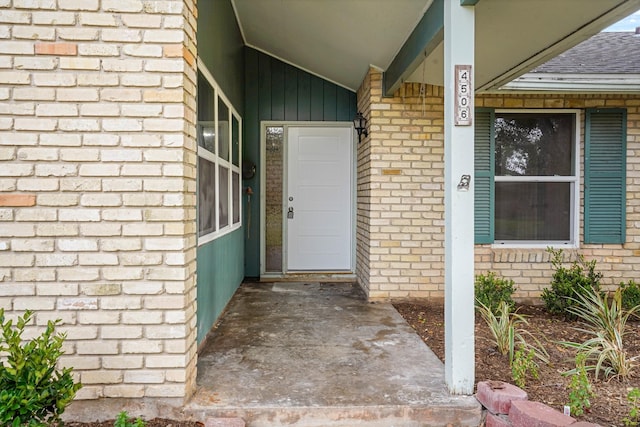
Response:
[[286, 126, 353, 271]]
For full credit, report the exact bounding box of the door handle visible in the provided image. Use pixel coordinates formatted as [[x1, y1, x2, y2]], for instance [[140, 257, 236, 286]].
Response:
[[287, 207, 294, 219]]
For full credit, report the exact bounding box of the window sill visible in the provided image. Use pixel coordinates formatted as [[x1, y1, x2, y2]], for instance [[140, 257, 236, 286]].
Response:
[[490, 242, 578, 250]]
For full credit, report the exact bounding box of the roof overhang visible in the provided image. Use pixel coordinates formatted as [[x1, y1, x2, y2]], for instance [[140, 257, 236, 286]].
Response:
[[498, 73, 640, 94], [231, 0, 640, 93]]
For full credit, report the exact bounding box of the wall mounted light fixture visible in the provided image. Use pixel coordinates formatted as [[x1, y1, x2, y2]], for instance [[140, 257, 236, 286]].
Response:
[[353, 112, 368, 143]]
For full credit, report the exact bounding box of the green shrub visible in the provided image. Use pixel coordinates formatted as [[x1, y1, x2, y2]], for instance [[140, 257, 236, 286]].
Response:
[[566, 353, 594, 417], [511, 346, 539, 388], [541, 248, 602, 318], [560, 287, 639, 379], [475, 271, 516, 313], [624, 387, 640, 426], [620, 280, 640, 311], [476, 301, 548, 365], [114, 411, 146, 427], [0, 309, 82, 426]]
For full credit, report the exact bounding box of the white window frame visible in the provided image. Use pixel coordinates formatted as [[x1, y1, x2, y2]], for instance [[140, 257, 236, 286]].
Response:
[[492, 109, 580, 249], [197, 60, 242, 246]]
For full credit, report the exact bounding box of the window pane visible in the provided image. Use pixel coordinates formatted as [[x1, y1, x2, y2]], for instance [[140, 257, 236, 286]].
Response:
[[198, 123, 215, 153], [219, 165, 229, 229], [218, 99, 229, 161], [265, 126, 284, 272], [495, 114, 574, 176], [232, 115, 240, 167], [197, 71, 214, 122], [232, 171, 240, 224], [197, 72, 216, 153], [495, 182, 571, 241], [198, 157, 216, 236]]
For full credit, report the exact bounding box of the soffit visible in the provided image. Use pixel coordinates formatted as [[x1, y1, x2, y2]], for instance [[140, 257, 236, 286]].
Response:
[[232, 0, 432, 90], [232, 0, 640, 92]]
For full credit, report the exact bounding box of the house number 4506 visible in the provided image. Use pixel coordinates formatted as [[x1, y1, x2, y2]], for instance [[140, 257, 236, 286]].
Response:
[[455, 65, 472, 126]]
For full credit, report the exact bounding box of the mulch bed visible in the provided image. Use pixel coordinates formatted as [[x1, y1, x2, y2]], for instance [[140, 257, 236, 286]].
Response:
[[65, 419, 202, 427], [394, 300, 640, 427]]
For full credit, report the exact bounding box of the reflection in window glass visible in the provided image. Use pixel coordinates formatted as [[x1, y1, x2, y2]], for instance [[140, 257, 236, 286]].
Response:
[[198, 123, 215, 153], [495, 114, 574, 176], [198, 157, 216, 237], [495, 182, 571, 241], [492, 112, 576, 243], [219, 165, 229, 229], [265, 126, 284, 272], [197, 71, 214, 122], [232, 171, 240, 224], [218, 99, 229, 161], [232, 115, 240, 167]]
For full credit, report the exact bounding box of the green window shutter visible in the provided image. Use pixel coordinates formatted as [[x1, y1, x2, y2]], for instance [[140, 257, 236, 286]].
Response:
[[474, 108, 494, 244], [585, 108, 627, 244]]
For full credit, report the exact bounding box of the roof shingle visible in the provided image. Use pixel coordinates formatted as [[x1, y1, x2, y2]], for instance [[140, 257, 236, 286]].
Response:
[[532, 31, 640, 74]]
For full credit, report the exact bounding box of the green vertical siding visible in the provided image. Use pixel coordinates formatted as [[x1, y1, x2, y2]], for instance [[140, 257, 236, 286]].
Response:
[[196, 230, 244, 343], [197, 0, 244, 112], [243, 47, 357, 277], [195, 0, 245, 342]]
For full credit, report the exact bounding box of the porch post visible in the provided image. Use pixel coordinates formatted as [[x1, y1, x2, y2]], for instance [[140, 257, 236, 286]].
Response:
[[443, 0, 475, 394]]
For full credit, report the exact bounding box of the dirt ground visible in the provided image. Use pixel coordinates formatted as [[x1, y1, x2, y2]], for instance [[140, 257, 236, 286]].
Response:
[[394, 300, 640, 427], [66, 300, 640, 427]]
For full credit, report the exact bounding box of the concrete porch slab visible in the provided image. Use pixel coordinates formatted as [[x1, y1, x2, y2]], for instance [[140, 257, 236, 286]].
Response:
[[186, 282, 481, 426]]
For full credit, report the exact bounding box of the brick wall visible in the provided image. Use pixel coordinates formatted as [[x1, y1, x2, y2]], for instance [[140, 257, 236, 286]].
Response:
[[0, 0, 198, 404], [357, 68, 640, 301], [357, 69, 446, 299], [355, 69, 373, 296]]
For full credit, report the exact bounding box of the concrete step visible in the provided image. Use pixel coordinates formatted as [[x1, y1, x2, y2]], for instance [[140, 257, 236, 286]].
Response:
[[188, 402, 481, 427]]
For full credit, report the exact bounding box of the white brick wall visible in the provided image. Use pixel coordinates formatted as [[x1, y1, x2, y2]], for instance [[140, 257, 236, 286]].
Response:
[[0, 0, 197, 404]]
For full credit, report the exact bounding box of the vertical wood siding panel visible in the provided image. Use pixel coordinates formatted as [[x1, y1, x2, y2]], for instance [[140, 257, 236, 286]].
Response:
[[245, 48, 260, 152], [271, 59, 285, 120], [297, 70, 311, 121], [336, 87, 351, 121], [323, 81, 337, 121], [258, 52, 272, 121], [310, 75, 324, 120], [348, 92, 357, 121], [284, 65, 298, 121]]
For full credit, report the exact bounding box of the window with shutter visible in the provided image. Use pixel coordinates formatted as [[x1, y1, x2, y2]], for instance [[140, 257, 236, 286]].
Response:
[[474, 109, 580, 245], [585, 108, 627, 244]]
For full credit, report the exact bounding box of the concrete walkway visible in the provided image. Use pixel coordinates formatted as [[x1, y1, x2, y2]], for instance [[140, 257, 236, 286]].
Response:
[[186, 282, 481, 426]]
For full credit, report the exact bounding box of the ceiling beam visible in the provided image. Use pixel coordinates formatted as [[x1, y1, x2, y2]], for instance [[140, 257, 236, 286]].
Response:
[[383, 0, 444, 97], [460, 0, 480, 5]]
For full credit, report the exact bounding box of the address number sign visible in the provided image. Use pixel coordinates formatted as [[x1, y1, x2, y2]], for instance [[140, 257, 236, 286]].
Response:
[[455, 65, 472, 126]]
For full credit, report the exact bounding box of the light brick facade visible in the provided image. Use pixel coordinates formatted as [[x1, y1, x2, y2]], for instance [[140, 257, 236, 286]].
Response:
[[0, 0, 198, 405], [357, 68, 640, 301]]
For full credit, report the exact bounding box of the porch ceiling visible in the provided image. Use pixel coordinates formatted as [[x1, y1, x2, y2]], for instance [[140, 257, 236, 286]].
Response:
[[232, 0, 640, 93]]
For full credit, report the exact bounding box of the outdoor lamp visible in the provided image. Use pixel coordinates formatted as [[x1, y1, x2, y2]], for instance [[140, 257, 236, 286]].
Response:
[[353, 112, 368, 143]]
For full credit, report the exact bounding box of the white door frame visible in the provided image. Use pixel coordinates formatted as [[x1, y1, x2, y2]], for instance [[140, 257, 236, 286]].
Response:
[[259, 121, 356, 278]]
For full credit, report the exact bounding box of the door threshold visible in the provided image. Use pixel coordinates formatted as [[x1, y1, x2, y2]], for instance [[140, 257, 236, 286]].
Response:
[[260, 272, 356, 282]]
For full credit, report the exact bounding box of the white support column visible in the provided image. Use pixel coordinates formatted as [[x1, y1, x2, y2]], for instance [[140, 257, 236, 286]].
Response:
[[444, 0, 475, 395]]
